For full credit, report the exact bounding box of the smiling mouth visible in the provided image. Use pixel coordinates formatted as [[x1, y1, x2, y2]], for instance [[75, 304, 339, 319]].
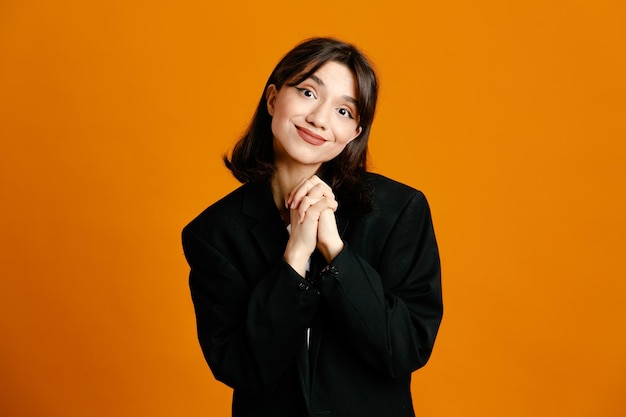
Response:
[[296, 126, 326, 146]]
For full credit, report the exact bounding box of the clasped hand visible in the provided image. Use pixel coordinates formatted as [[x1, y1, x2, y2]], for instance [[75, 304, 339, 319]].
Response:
[[283, 175, 344, 277]]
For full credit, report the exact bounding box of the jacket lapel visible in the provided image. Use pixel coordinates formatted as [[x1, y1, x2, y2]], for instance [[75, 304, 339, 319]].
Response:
[[242, 182, 289, 267]]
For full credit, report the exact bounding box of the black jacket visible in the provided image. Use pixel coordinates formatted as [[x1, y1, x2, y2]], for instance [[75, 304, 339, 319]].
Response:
[[182, 173, 443, 417]]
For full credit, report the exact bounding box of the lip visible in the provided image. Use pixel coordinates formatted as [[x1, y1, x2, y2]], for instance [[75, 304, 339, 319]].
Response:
[[296, 126, 327, 146]]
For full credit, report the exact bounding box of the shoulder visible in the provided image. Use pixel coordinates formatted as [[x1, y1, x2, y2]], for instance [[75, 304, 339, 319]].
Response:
[[364, 172, 428, 212], [182, 182, 256, 238]]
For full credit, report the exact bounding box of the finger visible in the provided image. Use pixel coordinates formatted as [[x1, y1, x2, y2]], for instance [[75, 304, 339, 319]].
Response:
[[296, 193, 337, 222], [286, 175, 332, 206], [327, 197, 338, 211], [288, 178, 323, 209], [286, 177, 308, 208], [298, 197, 337, 224], [296, 195, 322, 223], [289, 179, 334, 209]]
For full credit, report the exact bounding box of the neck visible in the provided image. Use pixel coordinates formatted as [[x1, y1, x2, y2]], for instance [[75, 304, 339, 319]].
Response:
[[270, 162, 320, 214]]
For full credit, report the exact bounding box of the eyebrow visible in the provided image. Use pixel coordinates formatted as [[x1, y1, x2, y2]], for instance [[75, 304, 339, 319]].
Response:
[[309, 74, 359, 106]]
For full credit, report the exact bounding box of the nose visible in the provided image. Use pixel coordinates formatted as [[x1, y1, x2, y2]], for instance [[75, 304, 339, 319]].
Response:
[[305, 102, 331, 130]]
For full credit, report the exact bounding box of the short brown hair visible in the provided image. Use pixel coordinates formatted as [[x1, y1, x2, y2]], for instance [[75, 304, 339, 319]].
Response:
[[224, 37, 379, 213]]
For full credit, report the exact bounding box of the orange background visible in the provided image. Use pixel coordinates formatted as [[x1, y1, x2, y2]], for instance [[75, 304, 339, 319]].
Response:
[[1, 1, 625, 416]]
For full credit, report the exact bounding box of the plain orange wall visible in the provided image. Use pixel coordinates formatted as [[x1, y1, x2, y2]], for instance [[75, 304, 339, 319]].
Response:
[[1, 1, 625, 416]]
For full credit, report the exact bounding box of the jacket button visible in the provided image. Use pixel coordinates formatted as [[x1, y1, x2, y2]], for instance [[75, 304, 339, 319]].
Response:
[[298, 282, 309, 291], [321, 265, 339, 275]]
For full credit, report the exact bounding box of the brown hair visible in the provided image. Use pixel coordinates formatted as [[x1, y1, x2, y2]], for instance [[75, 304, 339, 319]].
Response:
[[224, 37, 379, 213]]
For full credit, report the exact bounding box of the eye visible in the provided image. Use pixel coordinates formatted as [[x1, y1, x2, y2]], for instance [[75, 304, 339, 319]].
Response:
[[337, 107, 355, 120], [295, 87, 316, 99]]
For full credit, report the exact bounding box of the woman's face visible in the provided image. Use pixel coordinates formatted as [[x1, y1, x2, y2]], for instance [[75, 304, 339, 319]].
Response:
[[266, 61, 362, 169]]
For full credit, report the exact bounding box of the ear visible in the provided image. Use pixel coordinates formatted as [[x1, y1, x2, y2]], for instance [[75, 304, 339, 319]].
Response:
[[266, 84, 277, 116], [349, 126, 363, 142]]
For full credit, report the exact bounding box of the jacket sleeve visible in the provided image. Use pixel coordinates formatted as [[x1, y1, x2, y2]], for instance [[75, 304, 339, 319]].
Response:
[[182, 228, 320, 397], [317, 190, 443, 378]]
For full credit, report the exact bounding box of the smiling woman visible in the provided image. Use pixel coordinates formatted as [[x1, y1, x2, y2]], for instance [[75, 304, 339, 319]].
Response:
[[181, 37, 443, 417], [267, 61, 363, 173]]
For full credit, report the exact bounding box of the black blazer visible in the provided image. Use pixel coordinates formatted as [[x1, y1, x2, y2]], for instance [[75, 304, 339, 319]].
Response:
[[182, 173, 443, 417]]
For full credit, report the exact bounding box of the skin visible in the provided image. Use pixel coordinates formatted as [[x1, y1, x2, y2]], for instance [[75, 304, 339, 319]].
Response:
[[265, 61, 362, 277]]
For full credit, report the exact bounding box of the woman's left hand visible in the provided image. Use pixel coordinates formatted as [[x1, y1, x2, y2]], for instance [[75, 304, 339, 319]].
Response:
[[316, 207, 344, 262]]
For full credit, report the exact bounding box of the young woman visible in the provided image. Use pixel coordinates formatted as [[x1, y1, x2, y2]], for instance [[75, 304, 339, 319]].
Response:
[[182, 37, 443, 417]]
